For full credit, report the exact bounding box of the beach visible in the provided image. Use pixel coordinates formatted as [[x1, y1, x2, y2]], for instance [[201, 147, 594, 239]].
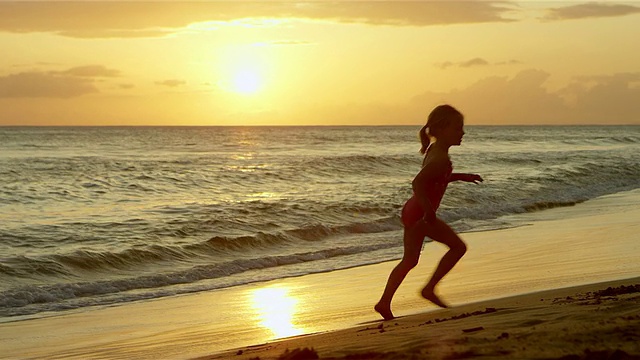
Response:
[[202, 279, 640, 360], [2, 2, 640, 357], [1, 188, 639, 359]]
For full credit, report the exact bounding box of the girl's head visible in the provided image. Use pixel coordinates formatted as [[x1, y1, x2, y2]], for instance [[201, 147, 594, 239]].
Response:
[[419, 104, 464, 154]]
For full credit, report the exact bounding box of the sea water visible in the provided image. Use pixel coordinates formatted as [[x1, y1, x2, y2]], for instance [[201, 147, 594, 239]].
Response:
[[1, 125, 639, 319]]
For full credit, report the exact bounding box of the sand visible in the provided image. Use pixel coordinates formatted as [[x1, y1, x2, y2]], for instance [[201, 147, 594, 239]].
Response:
[[1, 189, 639, 359], [200, 280, 640, 360]]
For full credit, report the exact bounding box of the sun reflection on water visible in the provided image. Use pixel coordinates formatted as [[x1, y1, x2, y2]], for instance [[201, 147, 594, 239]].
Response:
[[250, 286, 303, 339]]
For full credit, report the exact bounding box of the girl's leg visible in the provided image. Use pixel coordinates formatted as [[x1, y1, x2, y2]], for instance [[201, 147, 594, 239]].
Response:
[[420, 218, 467, 308], [375, 223, 425, 320]]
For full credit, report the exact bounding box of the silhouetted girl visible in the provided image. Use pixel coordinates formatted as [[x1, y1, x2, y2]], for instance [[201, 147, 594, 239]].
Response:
[[375, 104, 483, 320]]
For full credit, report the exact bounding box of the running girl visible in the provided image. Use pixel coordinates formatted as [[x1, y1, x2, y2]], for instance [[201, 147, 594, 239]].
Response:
[[375, 104, 483, 320]]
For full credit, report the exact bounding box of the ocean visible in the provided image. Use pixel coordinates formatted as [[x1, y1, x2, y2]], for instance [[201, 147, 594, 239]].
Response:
[[1, 125, 639, 321]]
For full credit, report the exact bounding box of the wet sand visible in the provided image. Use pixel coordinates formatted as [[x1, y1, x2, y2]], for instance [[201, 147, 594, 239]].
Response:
[[200, 280, 640, 360]]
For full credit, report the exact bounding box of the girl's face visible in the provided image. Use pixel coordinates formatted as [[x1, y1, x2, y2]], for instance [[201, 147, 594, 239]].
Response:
[[440, 118, 465, 146]]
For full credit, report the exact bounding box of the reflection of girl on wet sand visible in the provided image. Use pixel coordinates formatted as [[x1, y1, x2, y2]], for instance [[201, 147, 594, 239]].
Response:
[[375, 105, 483, 320]]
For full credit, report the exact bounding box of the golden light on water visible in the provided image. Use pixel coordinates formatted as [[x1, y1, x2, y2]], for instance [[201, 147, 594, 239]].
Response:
[[250, 287, 303, 339]]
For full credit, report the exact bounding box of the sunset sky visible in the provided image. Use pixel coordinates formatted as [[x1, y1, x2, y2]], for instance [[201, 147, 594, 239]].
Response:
[[1, 1, 639, 126]]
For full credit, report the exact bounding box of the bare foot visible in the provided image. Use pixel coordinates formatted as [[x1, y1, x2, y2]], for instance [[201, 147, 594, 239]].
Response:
[[421, 287, 450, 308], [374, 302, 395, 320]]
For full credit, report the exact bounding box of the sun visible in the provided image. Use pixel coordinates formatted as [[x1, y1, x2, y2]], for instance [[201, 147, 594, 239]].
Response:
[[232, 68, 262, 94], [219, 64, 265, 96], [217, 45, 269, 96]]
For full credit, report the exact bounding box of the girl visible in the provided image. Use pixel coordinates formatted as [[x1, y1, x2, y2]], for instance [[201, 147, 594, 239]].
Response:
[[375, 104, 483, 320]]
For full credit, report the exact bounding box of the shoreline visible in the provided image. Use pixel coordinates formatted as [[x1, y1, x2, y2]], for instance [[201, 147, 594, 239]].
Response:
[[1, 188, 639, 359], [199, 277, 640, 360]]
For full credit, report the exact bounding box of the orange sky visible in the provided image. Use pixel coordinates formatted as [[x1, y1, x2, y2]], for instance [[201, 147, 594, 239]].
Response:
[[1, 1, 639, 126]]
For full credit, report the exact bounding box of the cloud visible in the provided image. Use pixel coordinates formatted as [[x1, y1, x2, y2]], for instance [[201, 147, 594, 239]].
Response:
[[565, 72, 640, 120], [0, 65, 122, 98], [574, 72, 640, 84], [543, 2, 640, 21], [0, 71, 98, 98], [409, 69, 640, 124], [305, 69, 640, 125], [297, 1, 515, 26], [436, 58, 520, 69], [55, 65, 121, 78], [460, 58, 490, 67], [0, 2, 516, 38], [438, 57, 489, 69], [155, 80, 186, 88], [496, 59, 523, 66]]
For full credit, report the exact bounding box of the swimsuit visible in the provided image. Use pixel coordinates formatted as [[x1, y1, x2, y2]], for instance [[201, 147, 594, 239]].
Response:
[[401, 160, 452, 228]]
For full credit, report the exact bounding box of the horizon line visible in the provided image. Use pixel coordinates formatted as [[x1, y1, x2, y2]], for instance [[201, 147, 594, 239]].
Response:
[[1, 123, 639, 128]]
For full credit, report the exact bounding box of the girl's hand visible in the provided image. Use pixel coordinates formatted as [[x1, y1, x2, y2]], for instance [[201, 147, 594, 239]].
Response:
[[462, 174, 483, 184]]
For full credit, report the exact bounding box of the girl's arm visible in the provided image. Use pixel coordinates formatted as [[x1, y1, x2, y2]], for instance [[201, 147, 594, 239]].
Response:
[[449, 173, 483, 184]]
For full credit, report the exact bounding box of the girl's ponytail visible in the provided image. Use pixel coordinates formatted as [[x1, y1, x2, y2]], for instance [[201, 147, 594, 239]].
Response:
[[419, 125, 430, 154]]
